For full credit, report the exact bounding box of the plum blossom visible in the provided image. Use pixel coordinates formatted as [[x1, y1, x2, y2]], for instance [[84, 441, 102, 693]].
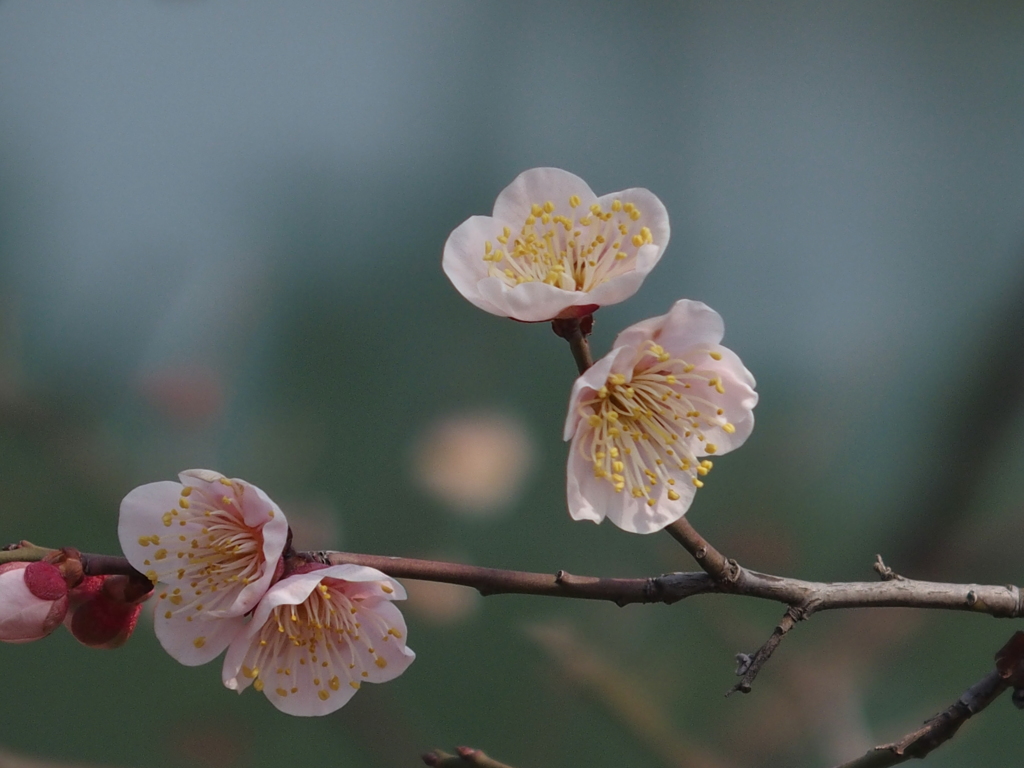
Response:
[[0, 561, 69, 643], [443, 168, 669, 322], [564, 300, 758, 533], [223, 563, 414, 717], [118, 469, 289, 665]]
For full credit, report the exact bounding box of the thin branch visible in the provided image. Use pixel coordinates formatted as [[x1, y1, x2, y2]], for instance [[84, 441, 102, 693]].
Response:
[[728, 603, 809, 695], [4, 543, 1022, 619], [831, 670, 1009, 768], [664, 517, 737, 583], [316, 550, 710, 605]]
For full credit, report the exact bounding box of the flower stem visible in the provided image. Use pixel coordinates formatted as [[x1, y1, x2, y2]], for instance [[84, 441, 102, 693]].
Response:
[[551, 315, 594, 374]]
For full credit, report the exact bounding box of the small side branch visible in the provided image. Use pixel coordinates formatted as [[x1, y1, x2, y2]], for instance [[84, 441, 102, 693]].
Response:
[[831, 670, 1009, 768], [729, 603, 810, 695], [664, 517, 738, 583], [423, 747, 517, 768]]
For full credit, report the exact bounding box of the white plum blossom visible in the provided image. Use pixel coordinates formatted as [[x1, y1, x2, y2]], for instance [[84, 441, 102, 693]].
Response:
[[118, 469, 289, 665], [564, 300, 758, 533], [222, 564, 415, 717], [443, 167, 669, 322]]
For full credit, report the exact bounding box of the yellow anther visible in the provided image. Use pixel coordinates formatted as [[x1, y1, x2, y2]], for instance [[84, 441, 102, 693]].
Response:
[[692, 478, 704, 488], [709, 351, 722, 360], [181, 486, 192, 497], [629, 209, 641, 221], [631, 234, 644, 247], [276, 687, 288, 697], [705, 444, 718, 454], [668, 490, 681, 501], [531, 203, 543, 217], [612, 461, 624, 473], [543, 200, 554, 214], [587, 414, 602, 427], [697, 466, 709, 476], [569, 194, 580, 208], [606, 411, 619, 422], [164, 611, 172, 619], [612, 199, 622, 211], [590, 204, 602, 215], [350, 681, 361, 690], [375, 657, 388, 668], [646, 498, 656, 507], [193, 636, 206, 649], [219, 477, 232, 486], [154, 549, 168, 561], [381, 584, 394, 594]]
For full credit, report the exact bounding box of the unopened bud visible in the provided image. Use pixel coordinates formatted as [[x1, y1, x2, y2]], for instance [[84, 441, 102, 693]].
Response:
[[66, 574, 152, 649], [0, 561, 69, 643]]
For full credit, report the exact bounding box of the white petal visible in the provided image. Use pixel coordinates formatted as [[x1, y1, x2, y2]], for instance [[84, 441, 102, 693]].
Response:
[[563, 348, 629, 440], [649, 300, 726, 353], [154, 610, 246, 666], [474, 279, 581, 324], [492, 168, 596, 225], [117, 481, 185, 575], [441, 216, 507, 316]]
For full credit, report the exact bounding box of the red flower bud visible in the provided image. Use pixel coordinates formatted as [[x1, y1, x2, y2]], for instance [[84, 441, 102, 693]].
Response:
[[66, 574, 152, 649], [0, 561, 69, 643]]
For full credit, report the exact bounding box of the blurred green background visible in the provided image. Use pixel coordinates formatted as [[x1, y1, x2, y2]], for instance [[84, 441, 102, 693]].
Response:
[[2, 2, 1024, 767]]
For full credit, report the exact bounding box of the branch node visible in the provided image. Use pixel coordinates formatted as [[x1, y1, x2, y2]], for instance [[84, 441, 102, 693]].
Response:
[[734, 653, 753, 676], [966, 590, 978, 607], [873, 554, 902, 581]]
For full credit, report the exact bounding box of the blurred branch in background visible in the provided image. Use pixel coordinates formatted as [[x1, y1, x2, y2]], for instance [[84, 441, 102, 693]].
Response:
[[422, 746, 517, 768], [0, 748, 122, 768], [527, 622, 734, 768], [894, 267, 1024, 576]]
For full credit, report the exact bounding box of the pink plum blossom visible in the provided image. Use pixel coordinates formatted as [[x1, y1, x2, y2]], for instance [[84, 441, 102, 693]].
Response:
[[564, 299, 758, 533], [0, 561, 69, 643], [223, 563, 415, 717], [443, 167, 669, 322], [118, 469, 289, 665]]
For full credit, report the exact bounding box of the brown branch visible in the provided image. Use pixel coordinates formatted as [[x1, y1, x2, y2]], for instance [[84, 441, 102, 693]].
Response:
[[831, 670, 1009, 768], [423, 747, 517, 768], [317, 550, 710, 605], [5, 543, 1023, 619], [728, 603, 810, 695], [664, 517, 738, 583]]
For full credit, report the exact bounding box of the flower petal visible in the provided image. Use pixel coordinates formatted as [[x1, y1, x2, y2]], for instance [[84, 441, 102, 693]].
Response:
[[222, 565, 413, 717], [492, 168, 596, 225], [563, 300, 756, 533]]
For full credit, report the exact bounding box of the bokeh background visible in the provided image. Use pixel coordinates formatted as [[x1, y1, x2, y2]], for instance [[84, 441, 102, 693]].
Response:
[[2, 2, 1024, 767]]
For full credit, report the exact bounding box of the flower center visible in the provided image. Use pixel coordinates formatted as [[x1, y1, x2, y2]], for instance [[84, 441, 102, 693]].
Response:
[[578, 343, 737, 505], [482, 195, 654, 291], [141, 479, 268, 619], [241, 580, 401, 704]]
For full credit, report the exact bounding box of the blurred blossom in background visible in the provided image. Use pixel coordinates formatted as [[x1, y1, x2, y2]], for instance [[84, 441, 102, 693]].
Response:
[[412, 411, 534, 518], [2, 3, 1024, 768]]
